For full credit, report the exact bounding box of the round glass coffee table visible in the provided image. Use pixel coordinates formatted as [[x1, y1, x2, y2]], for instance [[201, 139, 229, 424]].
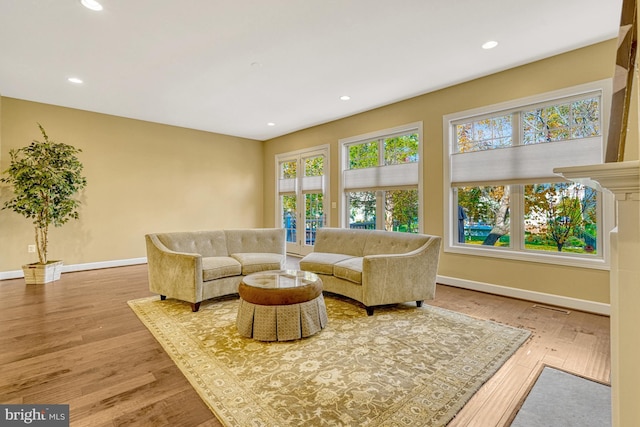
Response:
[[236, 270, 328, 341]]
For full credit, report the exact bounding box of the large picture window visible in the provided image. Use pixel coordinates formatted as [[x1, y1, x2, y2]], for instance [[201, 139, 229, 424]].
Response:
[[340, 123, 422, 233], [444, 81, 613, 268]]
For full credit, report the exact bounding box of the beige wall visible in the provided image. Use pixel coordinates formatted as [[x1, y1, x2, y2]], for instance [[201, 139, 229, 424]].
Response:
[[263, 40, 617, 304], [0, 98, 264, 272]]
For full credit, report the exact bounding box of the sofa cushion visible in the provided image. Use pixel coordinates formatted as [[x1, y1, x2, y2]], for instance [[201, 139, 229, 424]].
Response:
[[313, 228, 368, 256], [157, 230, 229, 257], [225, 229, 285, 255], [202, 256, 241, 281], [231, 253, 284, 275], [363, 230, 429, 256], [300, 252, 356, 275], [333, 257, 363, 284]]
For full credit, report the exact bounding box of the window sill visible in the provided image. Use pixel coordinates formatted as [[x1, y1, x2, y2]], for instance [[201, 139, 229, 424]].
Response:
[[444, 244, 609, 270]]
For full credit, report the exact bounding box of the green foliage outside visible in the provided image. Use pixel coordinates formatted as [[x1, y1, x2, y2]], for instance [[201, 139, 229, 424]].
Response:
[[386, 189, 419, 232], [525, 183, 597, 253]]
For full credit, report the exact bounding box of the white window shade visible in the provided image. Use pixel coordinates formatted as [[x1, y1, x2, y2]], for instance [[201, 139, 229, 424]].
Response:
[[343, 162, 418, 190], [278, 178, 295, 194], [301, 176, 323, 192], [278, 176, 324, 194], [450, 137, 602, 186]]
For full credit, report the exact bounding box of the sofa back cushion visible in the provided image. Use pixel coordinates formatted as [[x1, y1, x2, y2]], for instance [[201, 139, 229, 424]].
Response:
[[225, 228, 285, 255], [313, 228, 369, 256], [156, 231, 228, 257], [363, 230, 431, 256]]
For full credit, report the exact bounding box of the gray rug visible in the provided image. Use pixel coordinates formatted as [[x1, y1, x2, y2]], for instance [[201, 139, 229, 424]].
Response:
[[510, 366, 611, 427]]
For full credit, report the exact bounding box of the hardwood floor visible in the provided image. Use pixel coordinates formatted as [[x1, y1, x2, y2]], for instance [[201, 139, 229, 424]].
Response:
[[0, 263, 610, 426]]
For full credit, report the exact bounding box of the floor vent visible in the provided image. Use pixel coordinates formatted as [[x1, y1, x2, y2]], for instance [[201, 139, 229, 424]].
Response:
[[532, 304, 571, 315]]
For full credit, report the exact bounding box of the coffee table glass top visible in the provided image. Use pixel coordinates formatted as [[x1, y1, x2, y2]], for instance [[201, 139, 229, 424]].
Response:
[[243, 269, 320, 289]]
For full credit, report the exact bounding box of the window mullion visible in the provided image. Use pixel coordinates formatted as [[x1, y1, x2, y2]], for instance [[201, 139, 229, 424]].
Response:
[[510, 184, 524, 250], [376, 190, 384, 230], [513, 112, 522, 146], [511, 114, 522, 249]]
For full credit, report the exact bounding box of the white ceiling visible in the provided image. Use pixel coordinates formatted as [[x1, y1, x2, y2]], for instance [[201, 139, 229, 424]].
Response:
[[0, 0, 623, 141]]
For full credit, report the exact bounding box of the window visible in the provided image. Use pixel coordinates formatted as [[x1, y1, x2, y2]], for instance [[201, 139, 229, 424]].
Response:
[[444, 81, 613, 268], [340, 123, 422, 233]]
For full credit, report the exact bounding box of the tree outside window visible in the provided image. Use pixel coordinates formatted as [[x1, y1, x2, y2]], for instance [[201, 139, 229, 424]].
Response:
[[524, 183, 597, 254], [456, 186, 510, 246]]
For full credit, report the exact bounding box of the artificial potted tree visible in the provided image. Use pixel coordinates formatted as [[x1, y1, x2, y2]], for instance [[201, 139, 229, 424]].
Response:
[[1, 123, 87, 284]]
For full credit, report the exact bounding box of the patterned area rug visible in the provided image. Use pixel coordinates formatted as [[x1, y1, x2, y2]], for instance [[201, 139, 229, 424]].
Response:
[[128, 294, 530, 426]]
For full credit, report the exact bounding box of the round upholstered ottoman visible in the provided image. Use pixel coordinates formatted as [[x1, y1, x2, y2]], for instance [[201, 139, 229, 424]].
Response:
[[236, 270, 328, 341]]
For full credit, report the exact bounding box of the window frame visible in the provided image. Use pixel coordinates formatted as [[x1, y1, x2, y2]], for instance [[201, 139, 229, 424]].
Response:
[[339, 122, 423, 232], [443, 80, 614, 270], [275, 145, 330, 255]]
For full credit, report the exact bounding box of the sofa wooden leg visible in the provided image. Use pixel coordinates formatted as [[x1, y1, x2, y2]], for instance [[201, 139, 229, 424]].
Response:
[[416, 300, 423, 307], [366, 306, 374, 316], [191, 302, 201, 312], [160, 295, 166, 300]]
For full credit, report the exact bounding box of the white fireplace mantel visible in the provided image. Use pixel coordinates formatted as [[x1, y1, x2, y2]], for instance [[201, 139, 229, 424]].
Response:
[[555, 160, 640, 427], [554, 160, 640, 198]]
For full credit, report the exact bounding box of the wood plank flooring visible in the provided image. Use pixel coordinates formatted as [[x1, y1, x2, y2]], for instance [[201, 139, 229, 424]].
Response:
[[0, 262, 610, 426]]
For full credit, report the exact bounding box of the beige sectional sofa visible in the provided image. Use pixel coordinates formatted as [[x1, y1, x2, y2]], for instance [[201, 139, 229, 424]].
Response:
[[145, 228, 286, 311], [299, 228, 441, 315]]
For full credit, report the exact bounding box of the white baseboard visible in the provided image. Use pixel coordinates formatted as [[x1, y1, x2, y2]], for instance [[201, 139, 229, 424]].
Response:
[[0, 257, 148, 281], [437, 275, 610, 316]]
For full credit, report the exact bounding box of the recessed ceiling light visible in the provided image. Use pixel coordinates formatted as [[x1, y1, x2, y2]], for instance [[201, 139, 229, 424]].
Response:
[[267, 122, 276, 127], [482, 40, 498, 50], [80, 0, 103, 11], [340, 95, 351, 101], [68, 77, 84, 84]]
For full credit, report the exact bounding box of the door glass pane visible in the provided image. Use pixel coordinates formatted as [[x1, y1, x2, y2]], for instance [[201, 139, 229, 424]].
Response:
[[348, 191, 376, 229], [384, 189, 418, 233], [304, 155, 324, 176], [281, 195, 297, 243], [456, 185, 510, 246], [280, 160, 297, 179], [524, 183, 598, 254], [304, 193, 324, 245]]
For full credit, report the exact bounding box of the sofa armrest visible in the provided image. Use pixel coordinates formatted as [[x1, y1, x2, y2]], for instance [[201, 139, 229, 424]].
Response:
[[361, 236, 441, 306], [145, 234, 204, 303]]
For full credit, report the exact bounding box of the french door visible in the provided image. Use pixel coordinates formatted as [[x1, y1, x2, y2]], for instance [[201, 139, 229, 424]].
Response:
[[276, 146, 329, 256]]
